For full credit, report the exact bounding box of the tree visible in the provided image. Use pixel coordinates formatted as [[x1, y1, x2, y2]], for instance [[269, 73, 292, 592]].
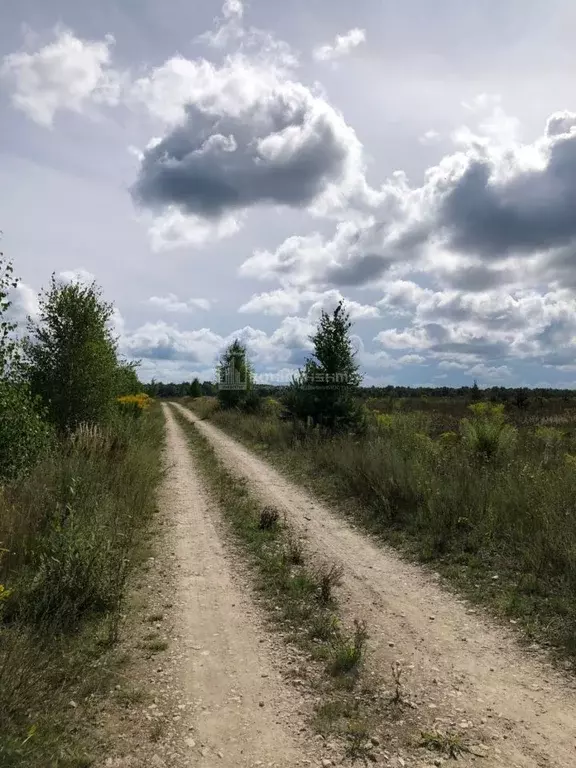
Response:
[[116, 359, 141, 395], [216, 339, 253, 409], [190, 377, 202, 398], [0, 255, 52, 480], [287, 301, 363, 432], [514, 387, 530, 410], [0, 256, 19, 376], [24, 276, 120, 432], [201, 380, 216, 396], [470, 379, 481, 402]]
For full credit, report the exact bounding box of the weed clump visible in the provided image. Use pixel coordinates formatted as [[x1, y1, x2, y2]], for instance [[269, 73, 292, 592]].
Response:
[[330, 619, 368, 678], [315, 562, 344, 604], [259, 506, 280, 530]]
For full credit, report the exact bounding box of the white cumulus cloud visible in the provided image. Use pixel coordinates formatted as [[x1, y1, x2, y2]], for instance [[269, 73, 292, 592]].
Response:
[[313, 28, 366, 62], [1, 26, 122, 126]]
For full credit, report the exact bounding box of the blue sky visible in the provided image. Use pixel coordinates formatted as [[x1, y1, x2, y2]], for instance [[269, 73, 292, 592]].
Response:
[[1, 0, 575, 386]]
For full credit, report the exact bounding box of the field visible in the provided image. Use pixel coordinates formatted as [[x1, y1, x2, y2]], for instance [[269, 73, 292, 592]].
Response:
[[184, 392, 576, 659]]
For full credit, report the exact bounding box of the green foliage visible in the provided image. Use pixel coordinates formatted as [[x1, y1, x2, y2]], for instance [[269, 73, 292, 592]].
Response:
[[115, 360, 141, 395], [515, 387, 530, 410], [0, 257, 53, 481], [460, 402, 517, 462], [287, 301, 363, 433], [329, 619, 368, 677], [0, 249, 163, 764], [24, 276, 120, 432], [2, 413, 162, 630], [261, 396, 284, 417], [0, 257, 19, 375], [216, 339, 254, 410], [534, 426, 566, 467], [438, 430, 459, 447], [0, 381, 53, 482], [240, 388, 262, 413]]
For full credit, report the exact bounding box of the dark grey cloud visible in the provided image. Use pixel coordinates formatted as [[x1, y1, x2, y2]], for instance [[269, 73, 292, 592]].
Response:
[[132, 97, 350, 218], [325, 253, 389, 286], [432, 339, 510, 360], [127, 343, 202, 362], [440, 132, 576, 257], [324, 221, 430, 286], [541, 245, 576, 289], [439, 263, 518, 292]]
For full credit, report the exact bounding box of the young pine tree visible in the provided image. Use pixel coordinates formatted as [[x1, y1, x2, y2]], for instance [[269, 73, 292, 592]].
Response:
[[190, 377, 202, 398], [287, 301, 363, 432], [216, 339, 253, 409], [470, 379, 482, 403]]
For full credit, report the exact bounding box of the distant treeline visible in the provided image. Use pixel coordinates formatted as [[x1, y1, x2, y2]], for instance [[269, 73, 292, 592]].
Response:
[[144, 379, 217, 398], [145, 379, 576, 409]]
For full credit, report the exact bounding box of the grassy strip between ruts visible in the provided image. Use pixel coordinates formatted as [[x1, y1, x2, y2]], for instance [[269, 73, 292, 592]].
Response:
[[171, 404, 391, 761], [0, 405, 164, 767]]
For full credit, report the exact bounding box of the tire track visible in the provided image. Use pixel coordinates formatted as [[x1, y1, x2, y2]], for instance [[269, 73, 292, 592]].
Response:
[[159, 404, 309, 767]]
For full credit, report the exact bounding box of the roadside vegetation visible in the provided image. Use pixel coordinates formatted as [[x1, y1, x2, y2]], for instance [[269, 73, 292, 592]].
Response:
[[179, 301, 576, 662], [0, 254, 162, 766]]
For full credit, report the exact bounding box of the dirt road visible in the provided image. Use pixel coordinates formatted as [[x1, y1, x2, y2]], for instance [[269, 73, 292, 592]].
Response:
[[173, 402, 576, 768], [157, 404, 311, 767]]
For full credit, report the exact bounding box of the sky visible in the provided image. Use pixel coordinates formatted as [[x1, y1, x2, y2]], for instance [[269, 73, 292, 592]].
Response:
[[1, 0, 576, 387]]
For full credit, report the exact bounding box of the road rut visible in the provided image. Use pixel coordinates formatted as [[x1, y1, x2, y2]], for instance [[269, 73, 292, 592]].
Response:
[[160, 404, 307, 767]]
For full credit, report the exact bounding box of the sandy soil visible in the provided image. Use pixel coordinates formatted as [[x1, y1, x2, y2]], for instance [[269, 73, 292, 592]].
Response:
[[173, 402, 576, 768]]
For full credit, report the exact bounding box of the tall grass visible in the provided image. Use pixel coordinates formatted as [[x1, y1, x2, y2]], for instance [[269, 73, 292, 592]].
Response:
[[0, 406, 163, 766], [193, 400, 576, 657]]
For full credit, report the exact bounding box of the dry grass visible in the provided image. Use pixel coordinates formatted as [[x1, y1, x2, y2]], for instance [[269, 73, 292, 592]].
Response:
[[0, 406, 164, 766]]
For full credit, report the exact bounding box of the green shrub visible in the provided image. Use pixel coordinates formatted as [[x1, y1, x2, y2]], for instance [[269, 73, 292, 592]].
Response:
[[533, 425, 566, 466], [460, 402, 517, 462], [240, 389, 262, 413], [0, 381, 53, 482]]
